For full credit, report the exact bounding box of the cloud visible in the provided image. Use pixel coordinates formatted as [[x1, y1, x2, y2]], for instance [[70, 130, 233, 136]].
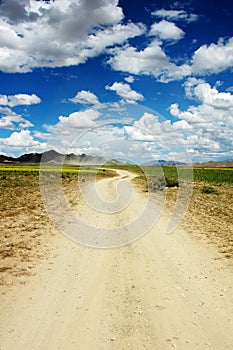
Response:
[[0, 93, 41, 107], [124, 112, 179, 144], [169, 79, 233, 160], [0, 105, 34, 130], [41, 121, 128, 160], [173, 120, 192, 131], [0, 95, 8, 105], [106, 82, 144, 103], [0, 0, 145, 72], [57, 108, 100, 130], [69, 90, 100, 106], [0, 92, 38, 131], [149, 20, 185, 41], [8, 94, 41, 107], [191, 37, 233, 75], [0, 129, 46, 148], [108, 41, 168, 75], [0, 114, 33, 130], [80, 22, 145, 60], [107, 41, 191, 82], [152, 9, 198, 23], [184, 77, 233, 109], [0, 0, 39, 23], [43, 111, 188, 163], [122, 112, 193, 162], [124, 76, 135, 83]]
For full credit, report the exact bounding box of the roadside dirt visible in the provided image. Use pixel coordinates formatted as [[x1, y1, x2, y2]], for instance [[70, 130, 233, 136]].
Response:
[[0, 170, 233, 349], [165, 183, 233, 260], [0, 172, 53, 286]]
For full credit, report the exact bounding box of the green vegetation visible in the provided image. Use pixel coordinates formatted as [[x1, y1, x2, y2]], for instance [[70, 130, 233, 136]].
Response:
[[0, 163, 115, 177], [192, 168, 233, 184], [140, 166, 232, 185], [147, 166, 233, 185], [0, 163, 232, 186], [104, 164, 233, 192]]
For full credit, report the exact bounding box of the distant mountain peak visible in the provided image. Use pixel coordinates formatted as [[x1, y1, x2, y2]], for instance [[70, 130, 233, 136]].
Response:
[[142, 159, 186, 166]]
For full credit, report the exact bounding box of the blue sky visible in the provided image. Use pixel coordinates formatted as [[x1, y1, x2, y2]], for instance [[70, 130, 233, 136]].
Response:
[[0, 0, 233, 163]]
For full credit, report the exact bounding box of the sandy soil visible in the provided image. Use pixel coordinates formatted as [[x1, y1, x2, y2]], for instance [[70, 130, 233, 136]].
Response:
[[1, 170, 233, 349]]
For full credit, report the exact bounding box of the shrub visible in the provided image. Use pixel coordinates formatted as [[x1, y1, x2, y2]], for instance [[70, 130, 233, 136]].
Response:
[[165, 177, 179, 187], [201, 185, 217, 194]]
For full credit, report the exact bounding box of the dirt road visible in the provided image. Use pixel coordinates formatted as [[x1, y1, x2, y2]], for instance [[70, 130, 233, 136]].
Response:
[[1, 170, 233, 349]]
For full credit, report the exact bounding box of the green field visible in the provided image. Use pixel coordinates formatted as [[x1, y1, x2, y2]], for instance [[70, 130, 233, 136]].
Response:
[[0, 163, 232, 185], [0, 163, 112, 176], [104, 164, 233, 185], [162, 167, 233, 185]]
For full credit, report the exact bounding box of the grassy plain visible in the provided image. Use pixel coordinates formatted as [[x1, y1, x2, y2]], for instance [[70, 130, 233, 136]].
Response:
[[104, 164, 233, 184]]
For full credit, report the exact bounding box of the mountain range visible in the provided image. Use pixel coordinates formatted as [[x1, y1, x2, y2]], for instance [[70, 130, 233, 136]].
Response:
[[0, 150, 232, 167], [0, 150, 122, 166]]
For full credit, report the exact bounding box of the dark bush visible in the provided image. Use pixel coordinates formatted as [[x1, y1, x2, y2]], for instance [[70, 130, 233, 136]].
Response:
[[201, 185, 217, 194], [165, 177, 179, 187]]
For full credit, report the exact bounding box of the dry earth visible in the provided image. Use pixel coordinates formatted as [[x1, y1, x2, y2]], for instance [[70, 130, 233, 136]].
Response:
[[0, 172, 53, 286], [0, 170, 233, 349], [165, 183, 233, 260]]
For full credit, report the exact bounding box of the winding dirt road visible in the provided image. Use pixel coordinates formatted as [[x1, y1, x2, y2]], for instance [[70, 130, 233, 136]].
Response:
[[1, 170, 233, 349]]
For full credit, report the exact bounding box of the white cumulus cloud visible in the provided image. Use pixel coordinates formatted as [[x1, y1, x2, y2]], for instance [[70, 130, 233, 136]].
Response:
[[125, 112, 179, 144], [169, 79, 233, 160], [106, 82, 144, 104], [0, 102, 35, 130], [0, 93, 41, 107], [0, 113, 33, 130], [69, 90, 100, 106], [124, 76, 135, 83], [149, 20, 185, 41], [0, 0, 145, 73], [191, 37, 233, 75], [57, 108, 100, 130], [184, 77, 233, 109], [0, 129, 46, 148], [107, 41, 191, 82]]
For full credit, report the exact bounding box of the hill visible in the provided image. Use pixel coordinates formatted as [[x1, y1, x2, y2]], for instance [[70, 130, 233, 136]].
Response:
[[0, 150, 122, 165], [193, 160, 233, 168], [142, 159, 186, 166]]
